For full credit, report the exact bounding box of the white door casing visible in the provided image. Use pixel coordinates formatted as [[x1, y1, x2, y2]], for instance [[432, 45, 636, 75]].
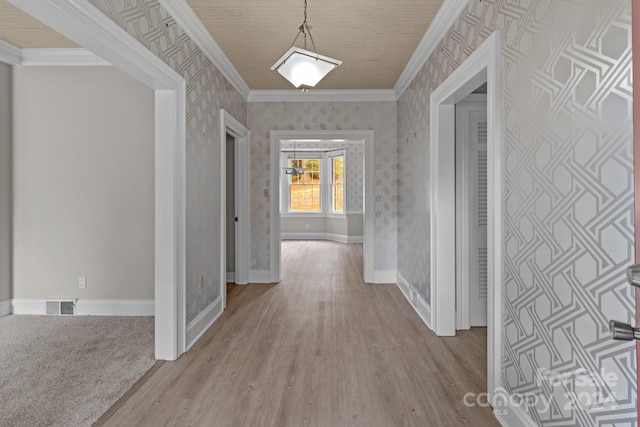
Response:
[[429, 31, 502, 400], [7, 0, 190, 361], [270, 130, 375, 283]]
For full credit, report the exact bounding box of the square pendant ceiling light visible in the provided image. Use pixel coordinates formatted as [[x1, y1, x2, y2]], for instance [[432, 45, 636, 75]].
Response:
[[271, 0, 341, 91], [271, 47, 342, 90]]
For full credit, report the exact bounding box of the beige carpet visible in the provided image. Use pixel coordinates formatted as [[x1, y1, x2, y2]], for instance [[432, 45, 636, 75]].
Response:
[[0, 315, 155, 427]]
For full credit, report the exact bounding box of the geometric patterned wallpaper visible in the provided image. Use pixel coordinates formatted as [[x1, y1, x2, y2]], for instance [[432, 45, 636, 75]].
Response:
[[398, 0, 636, 424], [90, 0, 247, 323], [248, 102, 397, 273]]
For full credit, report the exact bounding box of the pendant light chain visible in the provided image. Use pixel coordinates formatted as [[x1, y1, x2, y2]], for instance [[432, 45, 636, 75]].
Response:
[[288, 0, 319, 54]]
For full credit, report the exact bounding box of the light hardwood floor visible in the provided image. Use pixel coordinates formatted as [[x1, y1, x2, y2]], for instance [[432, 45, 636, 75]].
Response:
[[99, 241, 499, 426]]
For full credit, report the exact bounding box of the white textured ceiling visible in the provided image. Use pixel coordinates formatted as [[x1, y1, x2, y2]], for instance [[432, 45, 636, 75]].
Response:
[[0, 0, 76, 48], [186, 0, 444, 90], [0, 0, 446, 90]]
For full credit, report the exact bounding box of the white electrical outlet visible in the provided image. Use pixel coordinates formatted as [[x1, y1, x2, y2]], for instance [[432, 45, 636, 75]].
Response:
[[79, 277, 86, 289], [305, 223, 310, 230]]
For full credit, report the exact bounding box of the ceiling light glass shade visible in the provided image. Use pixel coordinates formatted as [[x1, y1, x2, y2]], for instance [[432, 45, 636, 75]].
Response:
[[271, 47, 341, 89]]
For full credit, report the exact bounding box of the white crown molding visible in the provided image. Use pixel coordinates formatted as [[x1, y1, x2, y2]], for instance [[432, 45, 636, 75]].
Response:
[[21, 48, 110, 66], [157, 0, 250, 100], [393, 0, 471, 98], [0, 40, 21, 65], [7, 0, 185, 90], [248, 89, 397, 103]]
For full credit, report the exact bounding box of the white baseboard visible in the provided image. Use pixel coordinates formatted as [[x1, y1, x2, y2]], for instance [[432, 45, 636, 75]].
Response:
[[226, 272, 236, 283], [75, 299, 154, 316], [494, 394, 538, 427], [11, 298, 154, 316], [281, 232, 326, 240], [12, 299, 46, 314], [325, 233, 364, 244], [281, 232, 363, 244], [249, 270, 272, 283], [373, 270, 397, 284], [186, 296, 223, 350], [0, 299, 10, 317], [396, 275, 412, 301], [397, 273, 432, 330]]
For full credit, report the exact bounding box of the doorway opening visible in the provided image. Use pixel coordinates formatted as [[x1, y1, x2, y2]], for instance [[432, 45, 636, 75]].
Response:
[[219, 110, 249, 311], [269, 131, 375, 284], [429, 31, 503, 398], [7, 0, 189, 360]]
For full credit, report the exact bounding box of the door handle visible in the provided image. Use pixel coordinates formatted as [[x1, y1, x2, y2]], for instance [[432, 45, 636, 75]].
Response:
[[609, 320, 640, 341], [627, 264, 640, 287], [609, 264, 640, 341], [235, 217, 238, 222]]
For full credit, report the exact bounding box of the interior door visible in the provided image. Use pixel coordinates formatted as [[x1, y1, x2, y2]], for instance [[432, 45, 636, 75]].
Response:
[[456, 97, 488, 328]]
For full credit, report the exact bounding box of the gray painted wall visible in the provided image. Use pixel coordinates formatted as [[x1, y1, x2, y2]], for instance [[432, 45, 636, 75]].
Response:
[[397, 0, 635, 424], [13, 66, 154, 300], [90, 0, 247, 323], [248, 102, 397, 273], [0, 62, 11, 303]]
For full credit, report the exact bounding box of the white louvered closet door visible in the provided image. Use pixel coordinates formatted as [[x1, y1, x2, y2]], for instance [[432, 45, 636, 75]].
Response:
[[470, 112, 488, 327]]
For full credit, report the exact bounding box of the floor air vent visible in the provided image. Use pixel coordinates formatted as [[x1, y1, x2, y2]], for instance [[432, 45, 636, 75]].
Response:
[[46, 300, 76, 315]]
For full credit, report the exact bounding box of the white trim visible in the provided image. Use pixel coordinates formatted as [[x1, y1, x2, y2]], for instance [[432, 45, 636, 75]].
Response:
[[12, 299, 47, 314], [249, 270, 272, 284], [270, 131, 374, 284], [249, 89, 397, 103], [7, 0, 188, 361], [281, 212, 335, 219], [396, 273, 432, 329], [281, 232, 363, 244], [494, 397, 538, 427], [220, 110, 250, 313], [373, 270, 397, 284], [11, 299, 154, 316], [158, 0, 250, 100], [281, 232, 327, 240], [0, 40, 21, 65], [0, 300, 11, 317], [461, 93, 487, 102], [75, 299, 154, 316], [393, 0, 470, 98], [396, 274, 412, 301], [186, 296, 223, 350], [326, 233, 363, 244], [226, 272, 236, 283], [21, 48, 110, 66], [429, 31, 502, 402]]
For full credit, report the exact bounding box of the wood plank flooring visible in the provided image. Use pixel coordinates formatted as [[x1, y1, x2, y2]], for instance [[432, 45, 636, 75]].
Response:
[[101, 241, 498, 426]]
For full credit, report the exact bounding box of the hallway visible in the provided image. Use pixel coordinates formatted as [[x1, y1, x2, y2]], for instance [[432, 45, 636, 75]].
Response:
[[99, 241, 498, 426]]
